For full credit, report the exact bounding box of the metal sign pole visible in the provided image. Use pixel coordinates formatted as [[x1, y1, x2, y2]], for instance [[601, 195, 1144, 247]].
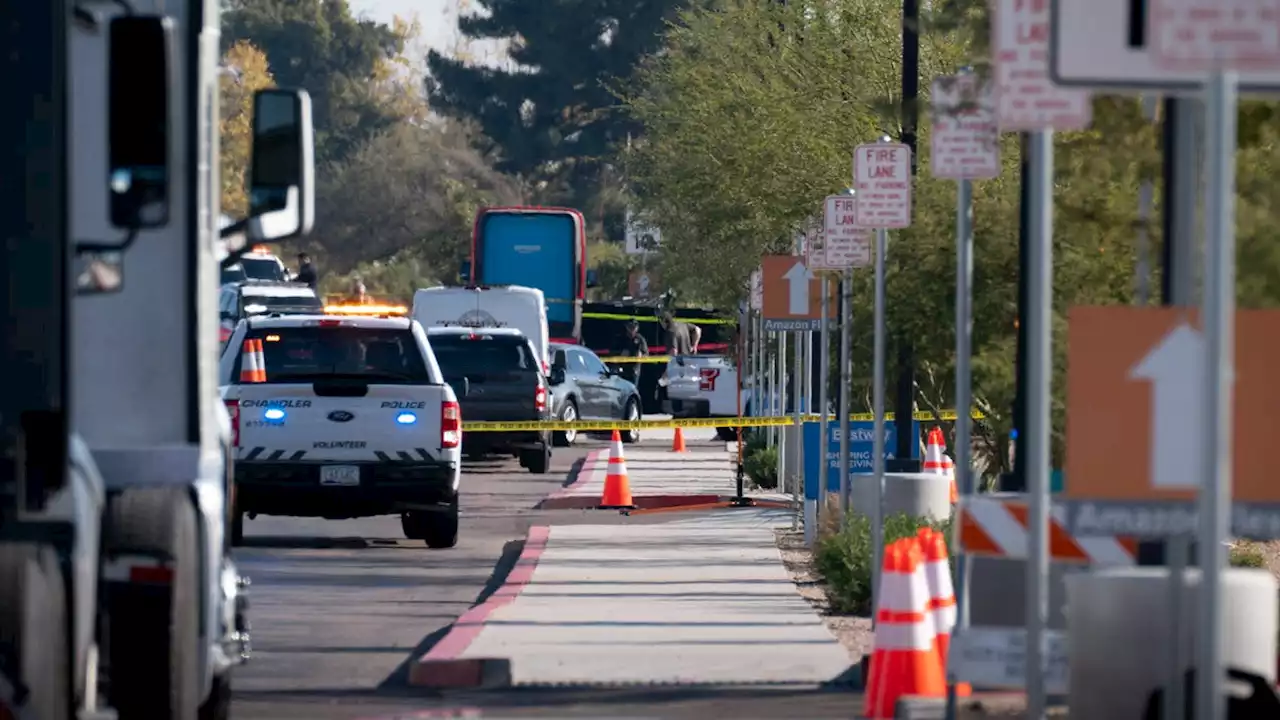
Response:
[[793, 322, 804, 533], [1025, 129, 1054, 720], [871, 225, 888, 606], [1197, 67, 1237, 720], [779, 331, 788, 492], [817, 277, 831, 536], [946, 176, 975, 717], [839, 268, 852, 512]]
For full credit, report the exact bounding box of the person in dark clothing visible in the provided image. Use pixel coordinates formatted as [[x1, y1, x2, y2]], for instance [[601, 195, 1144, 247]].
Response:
[[611, 320, 649, 385], [294, 252, 317, 289]]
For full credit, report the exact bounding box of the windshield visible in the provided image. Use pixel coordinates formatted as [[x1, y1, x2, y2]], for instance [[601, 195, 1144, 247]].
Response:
[[242, 294, 322, 315], [237, 327, 434, 384], [430, 334, 535, 377], [221, 265, 247, 285], [241, 257, 287, 281]]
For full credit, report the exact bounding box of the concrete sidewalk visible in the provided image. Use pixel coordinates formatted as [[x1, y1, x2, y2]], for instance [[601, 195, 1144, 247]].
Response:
[[409, 509, 856, 688], [541, 446, 787, 510]]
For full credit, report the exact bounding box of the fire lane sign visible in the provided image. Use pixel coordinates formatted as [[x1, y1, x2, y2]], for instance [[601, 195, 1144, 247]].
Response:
[[993, 0, 1092, 131], [1151, 0, 1280, 71], [931, 74, 1001, 180], [853, 144, 912, 229], [820, 195, 872, 269]]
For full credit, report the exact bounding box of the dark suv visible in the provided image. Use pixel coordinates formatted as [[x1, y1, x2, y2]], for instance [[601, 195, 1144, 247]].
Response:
[[426, 326, 552, 473]]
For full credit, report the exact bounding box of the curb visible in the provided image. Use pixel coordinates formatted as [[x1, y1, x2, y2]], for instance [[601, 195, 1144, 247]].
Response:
[[538, 493, 726, 511], [537, 450, 603, 508], [407, 525, 551, 689]]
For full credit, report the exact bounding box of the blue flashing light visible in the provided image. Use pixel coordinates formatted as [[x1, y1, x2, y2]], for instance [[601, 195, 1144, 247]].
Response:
[[396, 412, 418, 425], [264, 408, 286, 421]]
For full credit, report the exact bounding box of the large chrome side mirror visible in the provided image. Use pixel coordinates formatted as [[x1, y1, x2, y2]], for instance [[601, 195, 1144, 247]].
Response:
[[248, 89, 315, 242], [107, 16, 175, 231]]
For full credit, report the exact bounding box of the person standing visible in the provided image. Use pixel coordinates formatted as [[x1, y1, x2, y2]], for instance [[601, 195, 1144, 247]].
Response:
[[659, 312, 701, 357], [294, 252, 317, 289], [611, 320, 649, 386]]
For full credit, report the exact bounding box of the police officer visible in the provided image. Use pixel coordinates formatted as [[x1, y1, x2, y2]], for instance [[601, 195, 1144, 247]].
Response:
[[659, 312, 701, 357], [611, 319, 649, 385]]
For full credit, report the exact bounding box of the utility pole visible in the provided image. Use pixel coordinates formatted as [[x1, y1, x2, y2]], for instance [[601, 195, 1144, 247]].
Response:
[[892, 0, 921, 471]]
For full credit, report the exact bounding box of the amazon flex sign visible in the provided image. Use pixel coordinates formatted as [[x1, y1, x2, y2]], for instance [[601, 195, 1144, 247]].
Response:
[[1060, 307, 1280, 539], [760, 255, 824, 331]]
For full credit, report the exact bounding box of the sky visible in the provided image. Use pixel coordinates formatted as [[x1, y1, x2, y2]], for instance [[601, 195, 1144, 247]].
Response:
[[350, 0, 505, 66]]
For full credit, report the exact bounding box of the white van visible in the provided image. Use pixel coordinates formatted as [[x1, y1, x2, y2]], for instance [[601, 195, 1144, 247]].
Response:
[[412, 285, 551, 372]]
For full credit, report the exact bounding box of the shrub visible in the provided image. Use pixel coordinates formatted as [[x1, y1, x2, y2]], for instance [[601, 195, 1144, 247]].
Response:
[[744, 445, 779, 489], [1229, 545, 1267, 569], [814, 511, 953, 616]]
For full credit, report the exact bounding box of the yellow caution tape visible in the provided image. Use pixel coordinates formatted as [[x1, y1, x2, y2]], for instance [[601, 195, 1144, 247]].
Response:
[[463, 410, 985, 432], [582, 312, 736, 325], [597, 355, 675, 363]]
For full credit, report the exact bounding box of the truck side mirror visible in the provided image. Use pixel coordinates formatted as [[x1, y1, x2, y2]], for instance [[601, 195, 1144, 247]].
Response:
[[586, 269, 600, 288], [248, 89, 315, 242], [458, 260, 472, 284], [108, 16, 175, 230]]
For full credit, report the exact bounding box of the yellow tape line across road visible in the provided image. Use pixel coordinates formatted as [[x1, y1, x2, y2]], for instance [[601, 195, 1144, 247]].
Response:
[[597, 356, 675, 363], [463, 410, 985, 432]]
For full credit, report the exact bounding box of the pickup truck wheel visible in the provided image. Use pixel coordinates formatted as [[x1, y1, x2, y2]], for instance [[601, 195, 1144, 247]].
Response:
[[716, 426, 740, 442], [552, 400, 578, 447], [0, 544, 71, 720], [104, 486, 201, 720], [524, 446, 551, 475], [622, 399, 641, 444], [424, 504, 460, 549]]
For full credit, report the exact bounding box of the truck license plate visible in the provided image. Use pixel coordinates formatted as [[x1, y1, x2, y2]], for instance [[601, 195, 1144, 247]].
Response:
[[319, 465, 360, 486]]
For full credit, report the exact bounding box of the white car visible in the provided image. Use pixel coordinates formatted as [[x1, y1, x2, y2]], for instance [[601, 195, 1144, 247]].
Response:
[[218, 309, 462, 547]]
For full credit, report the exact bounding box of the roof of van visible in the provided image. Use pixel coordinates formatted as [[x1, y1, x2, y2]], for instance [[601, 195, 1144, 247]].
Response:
[[415, 285, 544, 297], [427, 326, 527, 337]]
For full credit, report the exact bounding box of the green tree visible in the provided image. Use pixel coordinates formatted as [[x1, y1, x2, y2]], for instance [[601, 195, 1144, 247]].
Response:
[[303, 120, 526, 298], [222, 0, 412, 164], [425, 0, 695, 212], [219, 40, 275, 216], [620, 0, 1154, 472]]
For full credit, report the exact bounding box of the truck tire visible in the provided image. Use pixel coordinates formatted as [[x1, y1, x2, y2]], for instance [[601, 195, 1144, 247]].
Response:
[[230, 508, 244, 548], [104, 486, 201, 720], [401, 503, 459, 549], [0, 544, 71, 720], [716, 426, 739, 442]]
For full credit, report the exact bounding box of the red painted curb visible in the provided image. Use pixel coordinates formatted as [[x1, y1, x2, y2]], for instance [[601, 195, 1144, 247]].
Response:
[[407, 525, 551, 689], [538, 493, 726, 511]]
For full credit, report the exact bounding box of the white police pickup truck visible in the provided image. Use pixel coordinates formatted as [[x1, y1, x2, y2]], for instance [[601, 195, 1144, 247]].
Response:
[[218, 308, 462, 548]]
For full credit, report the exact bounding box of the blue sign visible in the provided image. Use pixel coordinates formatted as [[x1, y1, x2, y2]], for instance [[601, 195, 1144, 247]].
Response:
[[803, 420, 920, 500]]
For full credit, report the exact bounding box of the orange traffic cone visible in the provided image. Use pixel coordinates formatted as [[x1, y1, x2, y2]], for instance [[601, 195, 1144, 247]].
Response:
[[917, 528, 971, 698], [599, 429, 635, 509], [240, 339, 261, 383], [864, 538, 947, 718], [671, 426, 687, 453], [252, 339, 267, 382], [924, 427, 957, 503]]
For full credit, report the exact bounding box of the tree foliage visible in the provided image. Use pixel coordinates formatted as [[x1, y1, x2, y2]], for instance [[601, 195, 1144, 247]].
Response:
[[219, 40, 276, 216], [621, 0, 1264, 472], [425, 0, 693, 210], [307, 120, 527, 300], [222, 0, 414, 164]]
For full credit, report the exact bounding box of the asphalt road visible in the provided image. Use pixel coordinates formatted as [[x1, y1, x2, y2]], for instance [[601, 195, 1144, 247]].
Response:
[[230, 438, 864, 719]]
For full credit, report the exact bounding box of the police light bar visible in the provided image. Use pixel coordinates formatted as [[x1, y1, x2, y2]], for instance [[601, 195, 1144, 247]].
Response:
[[324, 304, 408, 316], [249, 245, 273, 254]]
